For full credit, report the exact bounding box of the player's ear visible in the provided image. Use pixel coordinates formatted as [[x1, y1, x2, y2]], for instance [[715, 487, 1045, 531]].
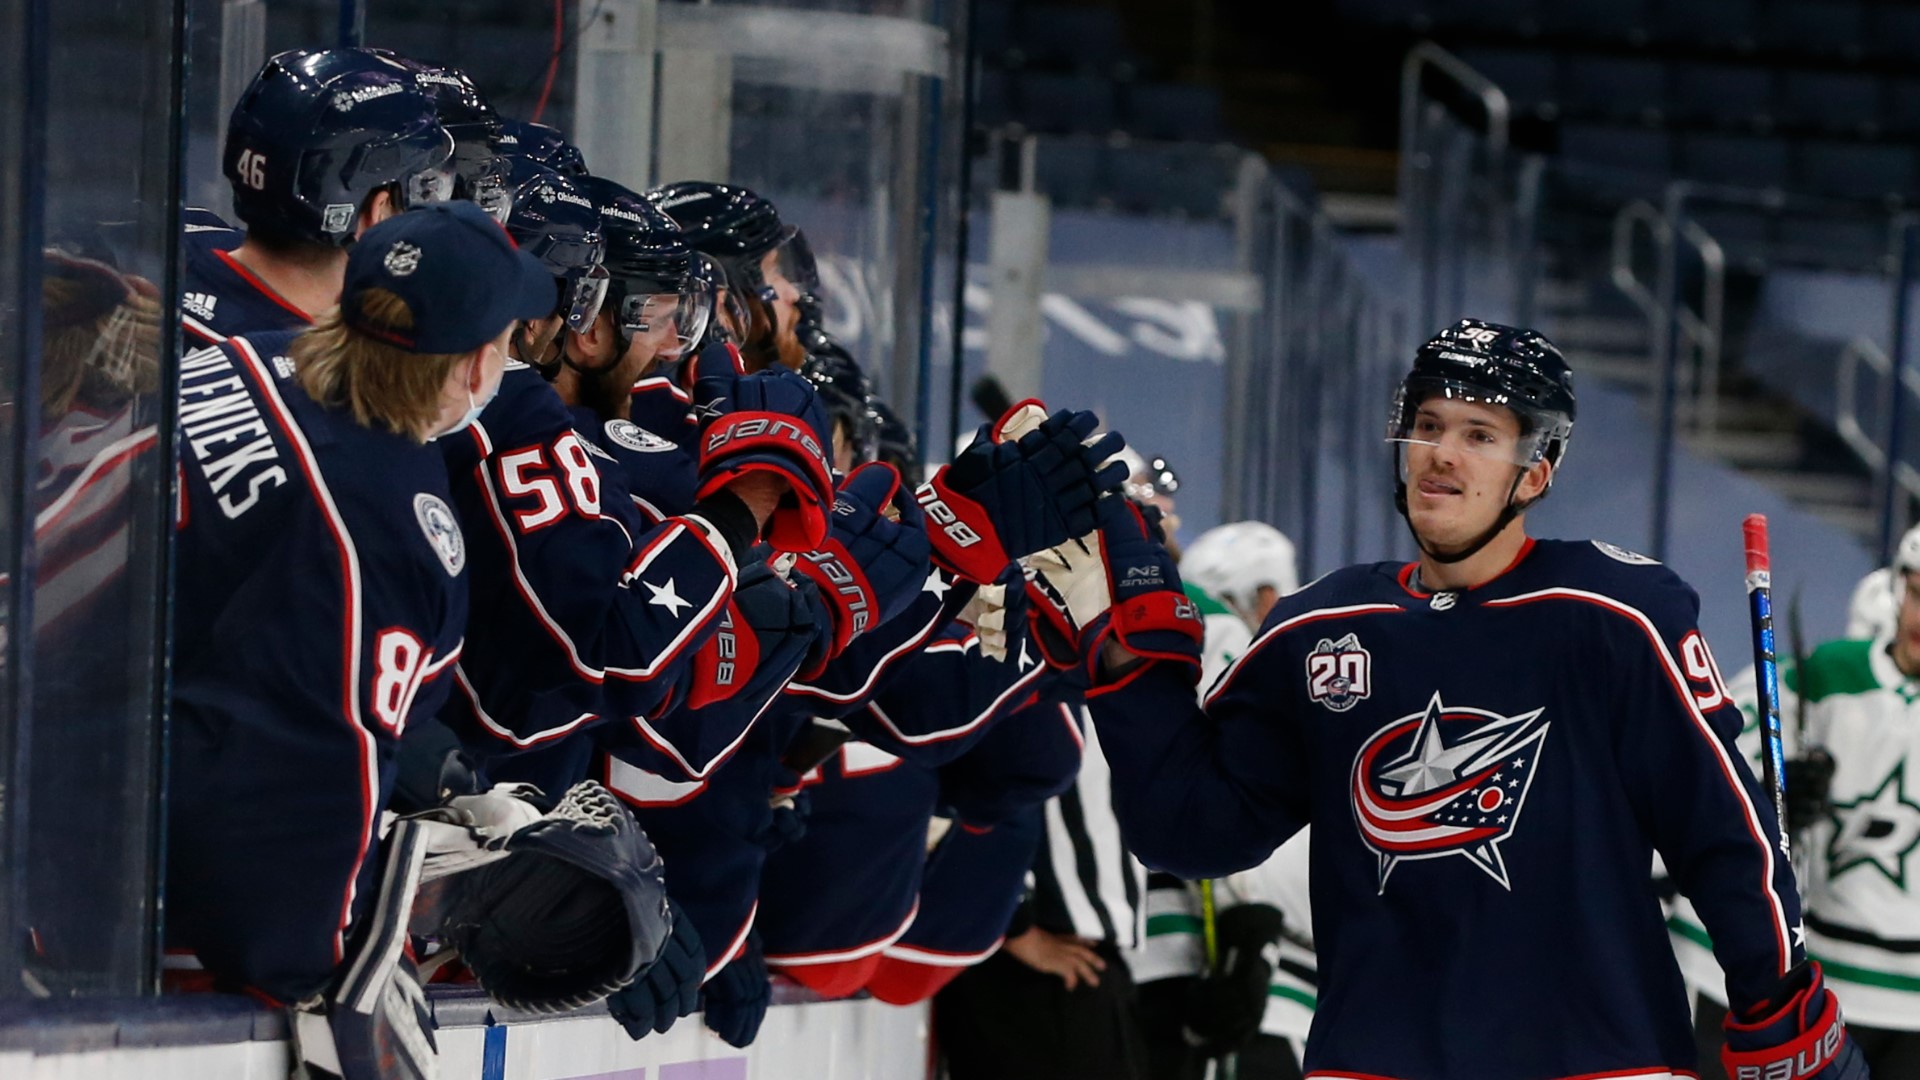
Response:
[[357, 188, 397, 238], [1517, 458, 1552, 503]]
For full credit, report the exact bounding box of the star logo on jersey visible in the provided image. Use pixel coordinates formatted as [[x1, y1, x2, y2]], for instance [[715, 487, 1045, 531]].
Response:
[[1350, 693, 1551, 893], [645, 577, 693, 617], [1826, 761, 1920, 888], [1306, 633, 1371, 712], [923, 568, 951, 600]]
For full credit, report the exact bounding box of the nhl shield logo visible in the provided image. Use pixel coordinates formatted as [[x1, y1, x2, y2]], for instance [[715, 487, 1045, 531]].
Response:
[[1306, 633, 1371, 712], [1350, 693, 1550, 893]]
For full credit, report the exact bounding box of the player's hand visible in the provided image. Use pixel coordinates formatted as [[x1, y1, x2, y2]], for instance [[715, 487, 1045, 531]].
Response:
[[915, 402, 1126, 583], [1722, 961, 1868, 1080], [684, 555, 823, 709], [1785, 747, 1836, 833], [725, 471, 789, 533], [690, 341, 835, 552], [701, 931, 772, 1048], [1002, 926, 1107, 991], [1181, 903, 1288, 1055], [606, 901, 705, 1041]]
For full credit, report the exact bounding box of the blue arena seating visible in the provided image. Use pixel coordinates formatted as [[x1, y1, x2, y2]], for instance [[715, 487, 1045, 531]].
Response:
[[1678, 132, 1792, 188], [1668, 63, 1774, 130], [1562, 54, 1665, 122], [1794, 139, 1915, 201], [1778, 71, 1881, 136], [1019, 72, 1120, 135]]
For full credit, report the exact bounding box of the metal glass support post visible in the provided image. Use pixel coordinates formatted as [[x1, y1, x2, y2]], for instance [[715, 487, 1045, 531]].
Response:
[[1651, 187, 1690, 561], [1882, 218, 1920, 562], [574, 0, 659, 189], [336, 0, 362, 47], [986, 136, 1047, 405]]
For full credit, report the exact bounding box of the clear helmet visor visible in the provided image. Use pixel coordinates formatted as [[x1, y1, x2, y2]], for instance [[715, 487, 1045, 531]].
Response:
[[564, 264, 610, 334], [1388, 382, 1559, 478], [619, 289, 702, 360]]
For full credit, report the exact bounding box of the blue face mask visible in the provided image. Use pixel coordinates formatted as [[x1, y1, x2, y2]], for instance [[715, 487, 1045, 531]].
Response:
[[434, 345, 504, 440]]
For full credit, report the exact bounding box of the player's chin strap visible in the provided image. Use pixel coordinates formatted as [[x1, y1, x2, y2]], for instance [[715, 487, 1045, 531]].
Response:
[[1395, 468, 1548, 567]]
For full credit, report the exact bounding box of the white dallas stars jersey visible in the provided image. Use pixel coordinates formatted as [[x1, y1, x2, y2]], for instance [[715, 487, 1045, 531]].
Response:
[[1673, 638, 1920, 1030]]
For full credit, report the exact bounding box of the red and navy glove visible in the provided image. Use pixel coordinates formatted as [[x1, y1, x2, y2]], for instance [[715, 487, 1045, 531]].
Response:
[[1722, 962, 1868, 1080], [690, 342, 835, 553], [606, 900, 705, 1040], [916, 402, 1127, 583], [701, 930, 772, 1048], [685, 554, 824, 709], [1026, 495, 1203, 686], [792, 462, 933, 656]]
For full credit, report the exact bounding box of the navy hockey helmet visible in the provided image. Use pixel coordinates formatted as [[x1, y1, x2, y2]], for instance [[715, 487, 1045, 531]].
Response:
[[801, 340, 877, 466], [1389, 318, 1576, 474], [498, 119, 588, 177], [505, 159, 607, 334], [387, 56, 510, 219], [223, 47, 456, 248], [646, 181, 810, 304], [576, 175, 709, 357], [1389, 319, 1577, 563]]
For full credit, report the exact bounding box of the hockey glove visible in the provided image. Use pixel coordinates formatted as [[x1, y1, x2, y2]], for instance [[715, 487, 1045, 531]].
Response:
[[1181, 903, 1287, 1057], [792, 462, 933, 656], [702, 930, 773, 1048], [686, 554, 824, 709], [437, 782, 674, 1014], [1722, 961, 1868, 1080], [1025, 496, 1203, 683], [761, 772, 811, 853], [690, 342, 836, 553], [1785, 748, 1837, 834], [606, 900, 705, 1041], [915, 402, 1127, 584]]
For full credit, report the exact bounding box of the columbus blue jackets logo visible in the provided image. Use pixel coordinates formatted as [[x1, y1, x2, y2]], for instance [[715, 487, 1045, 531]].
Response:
[[1306, 633, 1371, 712], [413, 493, 465, 577], [604, 418, 676, 453], [1350, 693, 1551, 892]]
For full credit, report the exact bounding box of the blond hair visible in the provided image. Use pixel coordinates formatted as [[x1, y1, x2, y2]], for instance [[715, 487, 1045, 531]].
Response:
[[293, 288, 468, 442]]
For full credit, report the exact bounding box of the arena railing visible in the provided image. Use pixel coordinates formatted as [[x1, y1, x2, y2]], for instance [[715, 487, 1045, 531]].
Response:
[[975, 126, 1411, 575]]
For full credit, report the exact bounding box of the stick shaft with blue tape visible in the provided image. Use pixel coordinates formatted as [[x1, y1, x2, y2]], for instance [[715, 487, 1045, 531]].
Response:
[[1743, 514, 1791, 859]]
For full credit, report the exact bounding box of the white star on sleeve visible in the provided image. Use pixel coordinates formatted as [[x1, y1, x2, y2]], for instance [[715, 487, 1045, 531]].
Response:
[[645, 577, 693, 617]]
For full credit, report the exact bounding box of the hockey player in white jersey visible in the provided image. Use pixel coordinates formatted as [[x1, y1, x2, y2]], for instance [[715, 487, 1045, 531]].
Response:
[[1681, 525, 1920, 1075]]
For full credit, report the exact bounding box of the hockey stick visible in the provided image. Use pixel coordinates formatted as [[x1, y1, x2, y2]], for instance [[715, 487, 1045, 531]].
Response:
[[1742, 514, 1792, 860]]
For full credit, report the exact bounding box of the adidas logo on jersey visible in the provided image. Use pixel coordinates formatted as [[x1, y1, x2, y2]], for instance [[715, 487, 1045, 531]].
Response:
[[182, 292, 217, 321]]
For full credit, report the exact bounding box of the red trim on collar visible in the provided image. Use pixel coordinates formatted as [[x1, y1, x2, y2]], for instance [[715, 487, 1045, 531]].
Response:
[[213, 248, 316, 324], [1397, 537, 1538, 599]]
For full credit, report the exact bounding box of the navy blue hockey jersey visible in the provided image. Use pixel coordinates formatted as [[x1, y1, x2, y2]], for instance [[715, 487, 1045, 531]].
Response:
[[1088, 538, 1802, 1080], [436, 362, 735, 779], [168, 330, 466, 1000], [180, 209, 314, 347]]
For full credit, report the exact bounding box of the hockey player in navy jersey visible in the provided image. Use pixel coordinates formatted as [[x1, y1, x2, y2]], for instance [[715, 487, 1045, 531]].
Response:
[[649, 181, 812, 372], [435, 163, 780, 792], [182, 48, 456, 347], [168, 202, 553, 1010], [1049, 320, 1869, 1080]]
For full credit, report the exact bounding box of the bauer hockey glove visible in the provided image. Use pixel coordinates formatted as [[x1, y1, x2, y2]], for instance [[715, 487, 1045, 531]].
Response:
[[1027, 495, 1204, 683], [1785, 748, 1837, 834], [690, 341, 836, 552], [792, 462, 933, 656], [915, 401, 1127, 583], [606, 899, 706, 1040], [684, 554, 825, 709], [702, 930, 773, 1048], [1722, 961, 1868, 1080]]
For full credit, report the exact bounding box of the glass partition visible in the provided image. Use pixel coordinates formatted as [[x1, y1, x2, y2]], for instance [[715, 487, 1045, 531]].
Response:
[[0, 0, 183, 999]]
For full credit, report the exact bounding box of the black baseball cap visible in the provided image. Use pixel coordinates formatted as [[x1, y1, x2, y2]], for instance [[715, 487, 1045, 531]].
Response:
[[342, 201, 554, 353]]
